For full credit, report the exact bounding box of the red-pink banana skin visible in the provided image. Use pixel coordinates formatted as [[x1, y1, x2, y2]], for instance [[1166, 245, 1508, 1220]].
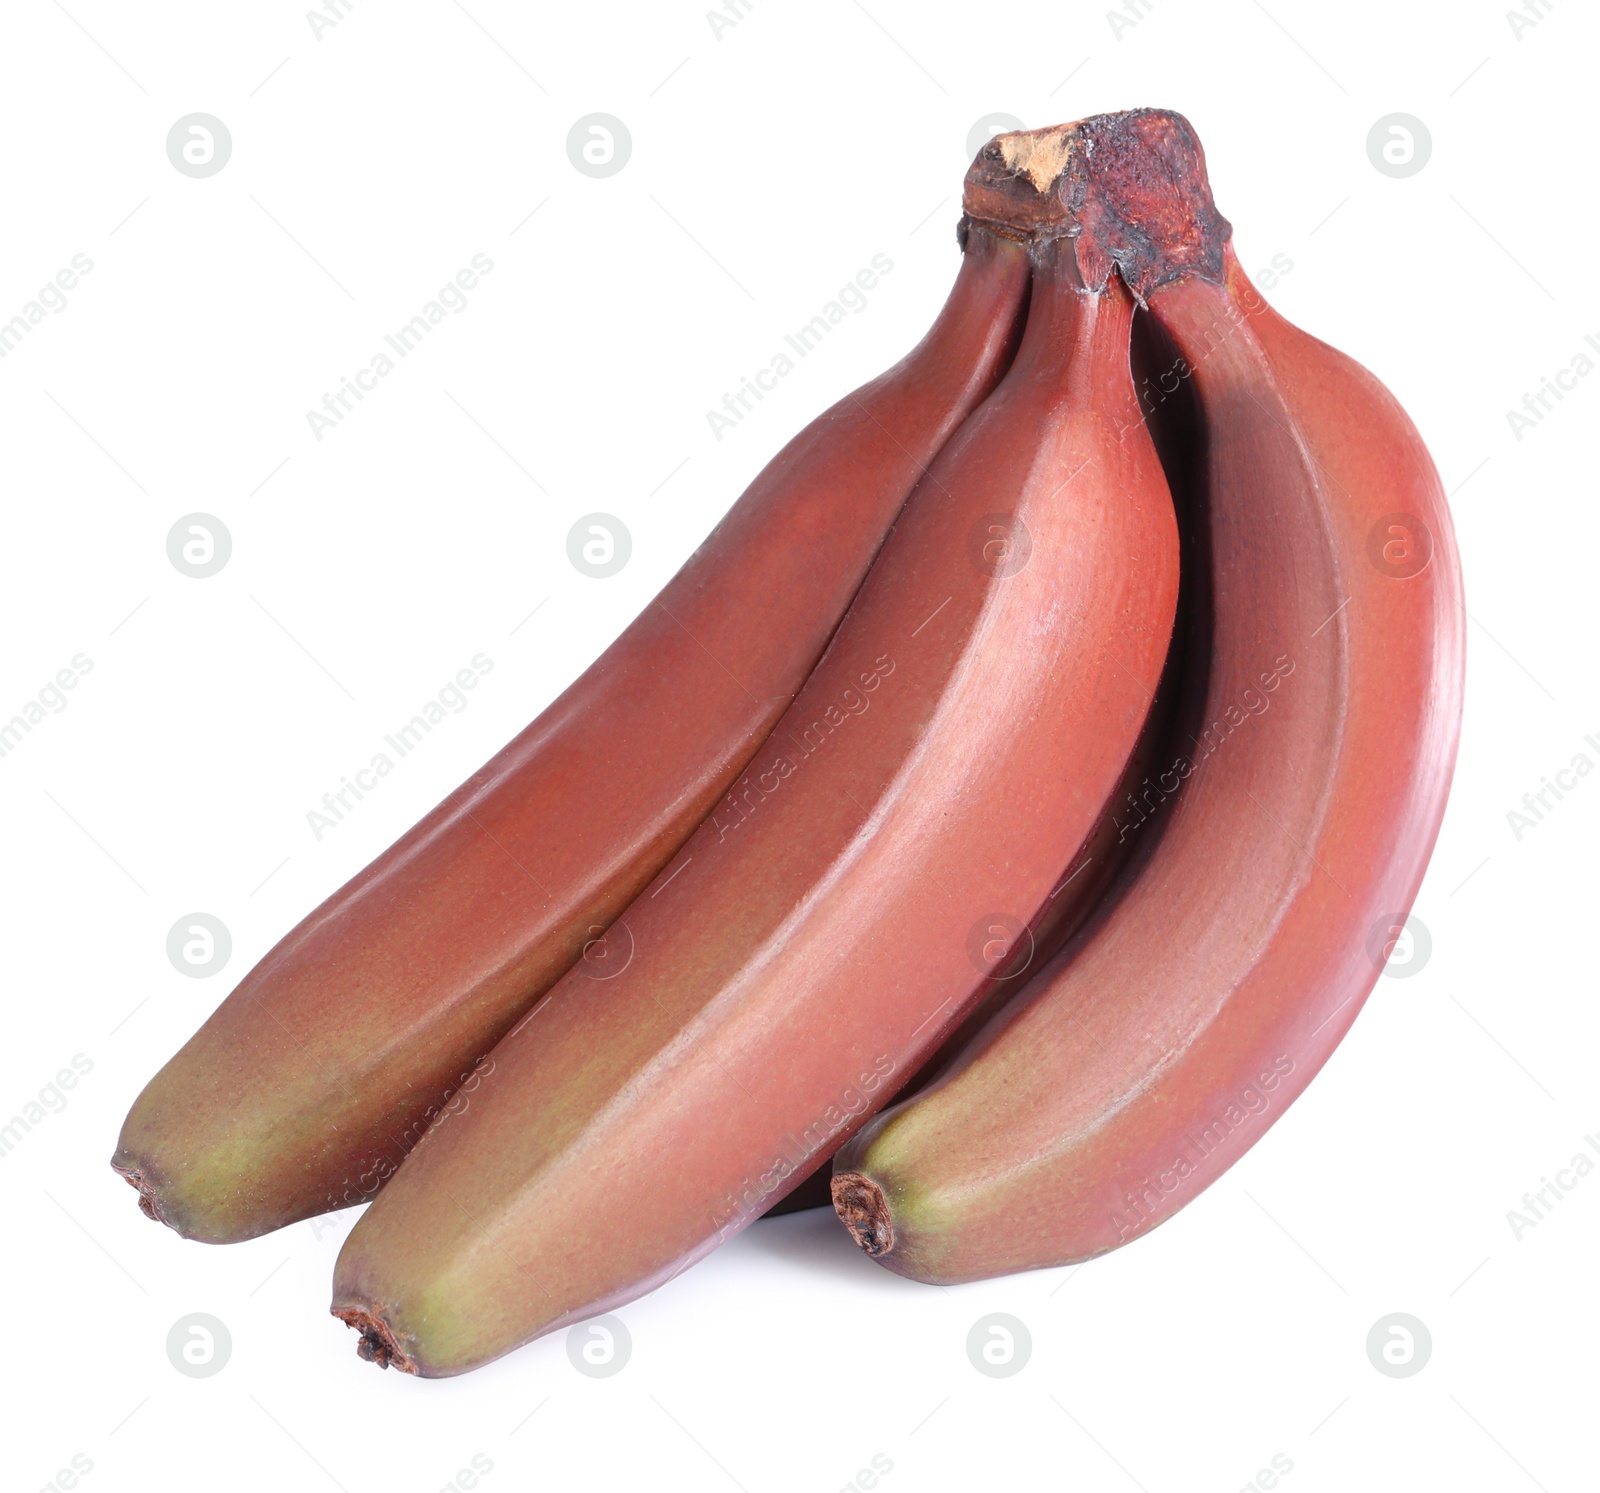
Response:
[[111, 228, 1030, 1244], [834, 113, 1464, 1283], [329, 239, 1179, 1376]]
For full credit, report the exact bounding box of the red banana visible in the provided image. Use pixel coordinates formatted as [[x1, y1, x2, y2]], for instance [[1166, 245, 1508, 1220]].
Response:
[[111, 225, 1030, 1243], [832, 110, 1465, 1283], [329, 231, 1180, 1375]]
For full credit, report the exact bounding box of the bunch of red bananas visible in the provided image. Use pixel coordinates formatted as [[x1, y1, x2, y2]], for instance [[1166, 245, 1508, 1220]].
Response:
[[113, 110, 1463, 1378]]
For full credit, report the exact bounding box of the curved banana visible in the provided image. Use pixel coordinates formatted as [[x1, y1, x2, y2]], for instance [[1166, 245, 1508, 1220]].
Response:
[[832, 110, 1465, 1283], [112, 225, 1030, 1244], [329, 232, 1179, 1375]]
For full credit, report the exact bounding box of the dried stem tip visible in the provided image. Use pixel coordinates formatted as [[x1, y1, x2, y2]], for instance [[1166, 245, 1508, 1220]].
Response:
[[112, 1161, 175, 1230], [332, 1307, 419, 1374], [961, 108, 1230, 302], [831, 1172, 895, 1257]]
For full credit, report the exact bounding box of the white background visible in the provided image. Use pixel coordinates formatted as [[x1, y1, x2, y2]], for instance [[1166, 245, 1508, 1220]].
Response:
[[3, 2, 1595, 1490]]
